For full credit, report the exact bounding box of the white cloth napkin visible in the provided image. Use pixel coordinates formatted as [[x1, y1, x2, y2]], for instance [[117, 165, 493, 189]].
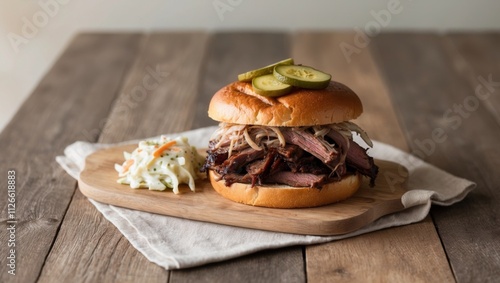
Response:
[[56, 126, 475, 270]]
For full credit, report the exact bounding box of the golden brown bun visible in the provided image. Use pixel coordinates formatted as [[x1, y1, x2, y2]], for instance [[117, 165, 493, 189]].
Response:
[[208, 80, 363, 127], [208, 170, 361, 208]]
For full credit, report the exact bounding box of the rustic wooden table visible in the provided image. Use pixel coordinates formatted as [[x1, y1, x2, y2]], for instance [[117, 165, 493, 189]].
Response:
[[1, 32, 499, 283]]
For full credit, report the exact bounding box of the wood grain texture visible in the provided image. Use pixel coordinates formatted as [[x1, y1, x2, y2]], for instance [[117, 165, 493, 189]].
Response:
[[306, 217, 450, 283], [293, 32, 455, 282], [39, 190, 168, 283], [434, 33, 500, 283], [100, 32, 210, 141], [170, 247, 305, 283], [442, 33, 500, 126], [37, 32, 209, 283], [0, 33, 143, 283], [171, 32, 303, 282], [371, 33, 500, 282]]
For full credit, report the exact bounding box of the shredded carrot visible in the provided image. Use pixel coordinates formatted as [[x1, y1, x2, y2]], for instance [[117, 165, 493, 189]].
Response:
[[153, 140, 177, 157], [122, 159, 134, 172], [171, 146, 182, 152]]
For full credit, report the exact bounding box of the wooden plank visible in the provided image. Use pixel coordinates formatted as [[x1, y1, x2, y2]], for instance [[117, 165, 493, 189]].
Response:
[[371, 33, 500, 282], [442, 33, 500, 125], [170, 32, 307, 282], [0, 33, 143, 283], [306, 218, 449, 283], [39, 191, 168, 283], [436, 33, 500, 283], [170, 247, 305, 283], [293, 32, 455, 282], [100, 32, 210, 141], [37, 32, 209, 283]]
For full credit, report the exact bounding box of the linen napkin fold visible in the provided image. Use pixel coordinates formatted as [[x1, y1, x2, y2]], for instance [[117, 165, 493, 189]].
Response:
[[56, 126, 475, 270]]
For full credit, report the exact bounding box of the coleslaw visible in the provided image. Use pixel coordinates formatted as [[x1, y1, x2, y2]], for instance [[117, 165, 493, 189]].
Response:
[[115, 136, 206, 194]]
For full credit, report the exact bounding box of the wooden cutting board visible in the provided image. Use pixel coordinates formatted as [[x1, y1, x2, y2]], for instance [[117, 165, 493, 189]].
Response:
[[78, 144, 409, 235]]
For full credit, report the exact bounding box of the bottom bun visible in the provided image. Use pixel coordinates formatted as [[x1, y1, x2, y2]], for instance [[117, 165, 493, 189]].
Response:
[[208, 170, 361, 208]]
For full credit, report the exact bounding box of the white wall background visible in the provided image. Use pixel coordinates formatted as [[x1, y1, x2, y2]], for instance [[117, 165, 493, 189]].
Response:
[[1, 0, 500, 132]]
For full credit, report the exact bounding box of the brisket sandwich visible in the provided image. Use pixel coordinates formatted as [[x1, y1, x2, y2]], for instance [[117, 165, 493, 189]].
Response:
[[201, 78, 378, 208]]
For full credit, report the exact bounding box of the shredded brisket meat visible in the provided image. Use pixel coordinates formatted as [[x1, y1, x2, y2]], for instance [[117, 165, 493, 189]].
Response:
[[265, 172, 328, 188], [281, 129, 339, 167], [202, 126, 378, 188]]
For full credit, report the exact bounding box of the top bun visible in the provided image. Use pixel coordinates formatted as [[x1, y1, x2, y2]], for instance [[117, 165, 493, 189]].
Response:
[[208, 80, 363, 127]]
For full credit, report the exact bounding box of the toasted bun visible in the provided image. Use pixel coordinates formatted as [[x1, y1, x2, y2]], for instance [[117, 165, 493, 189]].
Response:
[[208, 170, 361, 208], [208, 80, 363, 127]]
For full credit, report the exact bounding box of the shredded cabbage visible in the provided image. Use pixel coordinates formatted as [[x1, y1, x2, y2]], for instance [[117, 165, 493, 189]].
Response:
[[115, 136, 205, 194]]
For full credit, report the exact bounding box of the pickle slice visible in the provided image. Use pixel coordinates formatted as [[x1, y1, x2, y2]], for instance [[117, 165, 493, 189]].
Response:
[[273, 65, 331, 89], [252, 74, 292, 97], [238, 58, 294, 82]]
